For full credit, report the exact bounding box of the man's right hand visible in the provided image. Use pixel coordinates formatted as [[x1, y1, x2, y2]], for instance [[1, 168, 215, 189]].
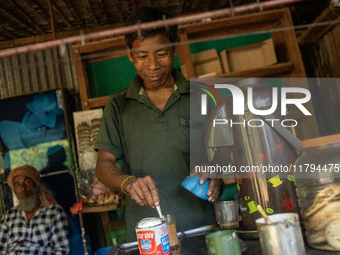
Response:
[[123, 175, 160, 208], [95, 151, 160, 208]]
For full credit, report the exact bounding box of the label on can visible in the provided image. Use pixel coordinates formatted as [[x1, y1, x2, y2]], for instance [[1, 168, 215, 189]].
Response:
[[136, 218, 171, 255]]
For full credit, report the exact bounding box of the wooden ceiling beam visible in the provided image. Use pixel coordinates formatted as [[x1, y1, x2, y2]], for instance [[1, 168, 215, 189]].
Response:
[[51, 2, 74, 29], [85, 0, 99, 26], [0, 26, 17, 40], [0, 22, 125, 50], [7, 0, 45, 35], [0, 6, 37, 36], [61, 0, 84, 26], [22, 0, 61, 30], [191, 0, 200, 9], [97, 0, 109, 25]]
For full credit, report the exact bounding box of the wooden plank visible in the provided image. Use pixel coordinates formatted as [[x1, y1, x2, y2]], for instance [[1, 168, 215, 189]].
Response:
[[84, 0, 98, 26], [84, 52, 128, 64], [52, 2, 74, 29], [87, 96, 111, 109], [61, 0, 84, 26], [73, 36, 126, 54], [319, 37, 331, 77], [72, 48, 91, 110], [186, 21, 276, 41], [0, 26, 17, 40], [181, 8, 284, 34], [22, 0, 60, 30], [0, 23, 124, 50], [217, 62, 294, 78], [332, 25, 340, 77], [96, 0, 109, 25], [280, 8, 306, 78], [323, 32, 335, 77], [0, 6, 37, 36], [82, 204, 117, 213], [298, 4, 340, 45], [178, 30, 196, 79], [7, 0, 45, 34], [312, 44, 322, 77]]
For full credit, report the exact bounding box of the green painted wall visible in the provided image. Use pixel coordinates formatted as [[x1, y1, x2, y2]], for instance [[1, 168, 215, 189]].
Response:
[[86, 56, 136, 98]]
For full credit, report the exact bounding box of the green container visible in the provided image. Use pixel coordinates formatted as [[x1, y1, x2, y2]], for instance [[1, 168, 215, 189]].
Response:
[[108, 229, 127, 246], [220, 183, 238, 201], [206, 230, 241, 255]]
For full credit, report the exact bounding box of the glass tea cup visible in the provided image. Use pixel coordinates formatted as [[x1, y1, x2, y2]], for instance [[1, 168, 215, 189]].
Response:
[[164, 214, 181, 249], [215, 201, 239, 229]]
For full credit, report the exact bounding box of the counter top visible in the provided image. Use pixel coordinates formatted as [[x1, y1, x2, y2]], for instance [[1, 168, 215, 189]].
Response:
[[243, 239, 339, 255], [108, 225, 340, 255]]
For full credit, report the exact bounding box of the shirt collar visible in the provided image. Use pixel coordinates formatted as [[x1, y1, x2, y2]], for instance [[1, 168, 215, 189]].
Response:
[[126, 68, 189, 99], [138, 84, 179, 96]]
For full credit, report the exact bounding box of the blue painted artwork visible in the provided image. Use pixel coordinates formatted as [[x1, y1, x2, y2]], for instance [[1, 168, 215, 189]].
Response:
[[0, 90, 67, 170]]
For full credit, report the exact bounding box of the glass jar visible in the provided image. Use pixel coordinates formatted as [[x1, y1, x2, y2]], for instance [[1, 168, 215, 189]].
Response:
[[294, 134, 340, 251]]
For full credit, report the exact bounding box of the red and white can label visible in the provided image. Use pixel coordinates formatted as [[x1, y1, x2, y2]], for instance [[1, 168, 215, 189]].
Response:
[[136, 222, 171, 255]]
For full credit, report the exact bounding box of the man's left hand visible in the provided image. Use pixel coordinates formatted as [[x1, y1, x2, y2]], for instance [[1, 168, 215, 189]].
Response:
[[198, 172, 222, 202], [190, 164, 222, 202]]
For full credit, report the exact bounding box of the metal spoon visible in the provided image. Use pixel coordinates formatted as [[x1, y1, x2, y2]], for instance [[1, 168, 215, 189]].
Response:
[[156, 205, 163, 219]]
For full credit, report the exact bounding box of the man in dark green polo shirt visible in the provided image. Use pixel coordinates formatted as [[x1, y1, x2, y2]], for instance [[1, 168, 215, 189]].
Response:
[[94, 5, 221, 242]]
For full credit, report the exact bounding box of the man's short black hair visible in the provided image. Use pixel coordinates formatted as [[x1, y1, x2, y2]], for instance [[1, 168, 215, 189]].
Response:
[[125, 5, 178, 49]]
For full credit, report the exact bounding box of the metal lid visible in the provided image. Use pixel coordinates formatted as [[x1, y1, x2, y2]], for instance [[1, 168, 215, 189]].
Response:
[[136, 217, 163, 228], [301, 134, 340, 148]]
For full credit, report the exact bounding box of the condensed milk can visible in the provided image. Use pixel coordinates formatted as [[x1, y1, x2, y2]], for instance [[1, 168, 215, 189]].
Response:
[[136, 217, 171, 255]]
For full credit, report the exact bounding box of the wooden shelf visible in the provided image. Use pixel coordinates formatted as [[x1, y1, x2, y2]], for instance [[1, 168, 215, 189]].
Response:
[[72, 7, 319, 139], [86, 95, 110, 109], [76, 63, 294, 110], [82, 204, 117, 213]]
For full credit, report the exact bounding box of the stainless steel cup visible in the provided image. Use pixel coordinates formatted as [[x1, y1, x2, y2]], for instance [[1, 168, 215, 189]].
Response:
[[256, 213, 305, 255]]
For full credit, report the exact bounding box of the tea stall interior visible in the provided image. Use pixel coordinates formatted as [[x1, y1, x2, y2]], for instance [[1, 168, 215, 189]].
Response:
[[0, 0, 340, 254]]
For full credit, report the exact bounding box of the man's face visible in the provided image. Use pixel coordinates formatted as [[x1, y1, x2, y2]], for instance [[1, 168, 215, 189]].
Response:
[[13, 175, 38, 200], [128, 34, 177, 89]]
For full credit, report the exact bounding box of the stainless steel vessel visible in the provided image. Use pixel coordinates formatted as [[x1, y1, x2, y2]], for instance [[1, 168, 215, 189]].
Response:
[[205, 78, 300, 230]]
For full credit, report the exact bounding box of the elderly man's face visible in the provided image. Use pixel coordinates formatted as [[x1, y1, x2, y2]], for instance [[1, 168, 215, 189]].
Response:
[[13, 175, 38, 200], [128, 34, 176, 89]]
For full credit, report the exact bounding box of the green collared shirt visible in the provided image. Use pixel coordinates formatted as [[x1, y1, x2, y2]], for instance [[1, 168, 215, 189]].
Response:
[[95, 69, 215, 241]]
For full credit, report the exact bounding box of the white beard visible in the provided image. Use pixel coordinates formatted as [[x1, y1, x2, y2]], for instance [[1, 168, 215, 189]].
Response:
[[18, 193, 39, 211]]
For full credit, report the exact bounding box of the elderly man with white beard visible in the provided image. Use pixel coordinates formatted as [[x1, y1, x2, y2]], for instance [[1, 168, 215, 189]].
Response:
[[0, 165, 69, 255]]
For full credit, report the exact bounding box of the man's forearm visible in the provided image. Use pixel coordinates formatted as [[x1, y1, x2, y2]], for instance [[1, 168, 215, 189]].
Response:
[[95, 150, 132, 191]]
